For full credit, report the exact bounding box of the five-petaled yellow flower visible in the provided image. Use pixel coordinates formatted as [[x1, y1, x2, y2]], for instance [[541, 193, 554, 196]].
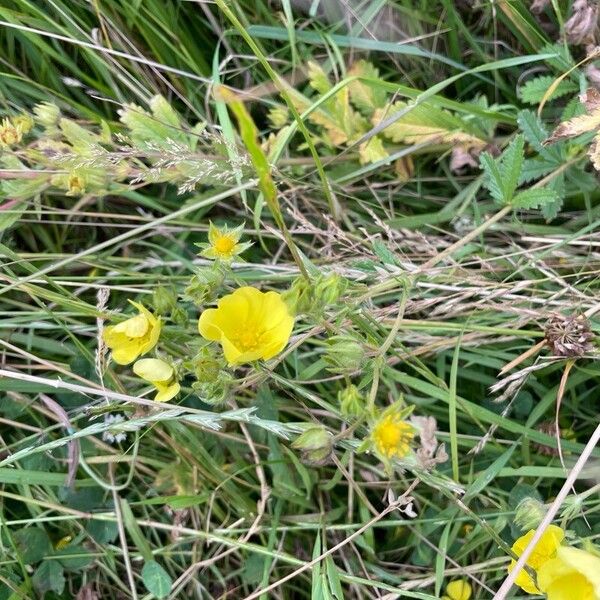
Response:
[[198, 222, 251, 262], [442, 579, 472, 600], [537, 545, 600, 600], [198, 286, 294, 366], [508, 524, 564, 594], [103, 300, 161, 365], [370, 406, 415, 460], [133, 358, 180, 402]]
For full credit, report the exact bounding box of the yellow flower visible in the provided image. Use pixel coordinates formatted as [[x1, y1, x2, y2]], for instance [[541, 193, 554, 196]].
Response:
[[370, 406, 415, 459], [0, 118, 23, 147], [198, 222, 251, 262], [133, 358, 180, 402], [508, 524, 565, 594], [198, 286, 294, 366], [67, 172, 86, 196], [442, 579, 472, 600], [537, 546, 600, 600], [103, 300, 161, 365]]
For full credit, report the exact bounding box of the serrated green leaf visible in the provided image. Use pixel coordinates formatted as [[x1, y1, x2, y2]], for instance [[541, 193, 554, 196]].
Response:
[[499, 134, 524, 201], [480, 152, 505, 203], [520, 158, 556, 183], [141, 560, 172, 599], [517, 110, 561, 160], [512, 187, 559, 209], [518, 75, 577, 105]]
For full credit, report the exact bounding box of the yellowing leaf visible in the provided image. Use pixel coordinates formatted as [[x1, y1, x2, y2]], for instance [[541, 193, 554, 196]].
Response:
[[348, 60, 387, 114], [307, 61, 332, 95], [372, 101, 486, 148], [395, 155, 414, 181], [546, 89, 600, 144], [358, 136, 388, 164]]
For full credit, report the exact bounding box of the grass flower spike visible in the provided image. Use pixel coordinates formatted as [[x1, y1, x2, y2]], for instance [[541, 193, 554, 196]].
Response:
[[198, 222, 252, 262], [537, 546, 600, 600], [508, 524, 564, 593], [103, 300, 161, 365], [370, 404, 415, 461], [133, 358, 180, 402], [198, 286, 294, 366], [442, 579, 472, 600]]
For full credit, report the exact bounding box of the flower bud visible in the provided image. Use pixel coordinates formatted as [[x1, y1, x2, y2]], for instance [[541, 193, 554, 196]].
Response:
[[515, 497, 546, 532], [338, 384, 364, 418], [324, 336, 365, 374], [33, 102, 60, 128], [170, 306, 188, 326], [314, 273, 347, 307], [283, 277, 312, 315], [152, 286, 178, 315], [268, 106, 289, 128], [291, 426, 333, 466], [190, 347, 222, 383], [183, 268, 224, 306], [192, 370, 232, 405]]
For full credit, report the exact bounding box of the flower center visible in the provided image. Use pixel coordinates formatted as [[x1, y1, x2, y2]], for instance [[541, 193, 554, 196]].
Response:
[[235, 329, 261, 351], [214, 235, 236, 254], [373, 418, 413, 458]]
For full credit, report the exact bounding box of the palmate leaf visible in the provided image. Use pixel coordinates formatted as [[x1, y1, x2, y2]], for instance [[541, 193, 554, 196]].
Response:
[[480, 135, 525, 203]]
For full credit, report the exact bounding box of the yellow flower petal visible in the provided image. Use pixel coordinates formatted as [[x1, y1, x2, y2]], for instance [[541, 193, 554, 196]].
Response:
[[445, 579, 472, 600], [133, 358, 174, 383], [538, 546, 600, 600], [112, 313, 149, 338], [198, 308, 223, 341], [154, 381, 181, 403], [103, 300, 161, 365], [198, 286, 294, 366], [508, 525, 565, 594]]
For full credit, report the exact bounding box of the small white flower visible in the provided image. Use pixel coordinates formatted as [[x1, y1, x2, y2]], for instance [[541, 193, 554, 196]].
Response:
[[102, 413, 127, 444]]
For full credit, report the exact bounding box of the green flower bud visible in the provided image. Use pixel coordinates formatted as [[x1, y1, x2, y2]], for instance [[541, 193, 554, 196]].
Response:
[[33, 102, 60, 128], [183, 268, 224, 306], [283, 277, 312, 315], [514, 497, 546, 532], [153, 286, 178, 315], [314, 273, 347, 307], [324, 336, 365, 374], [338, 384, 364, 418], [190, 347, 222, 383], [291, 426, 333, 466], [170, 306, 188, 326], [268, 106, 289, 128], [192, 371, 232, 405], [284, 273, 348, 318]]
